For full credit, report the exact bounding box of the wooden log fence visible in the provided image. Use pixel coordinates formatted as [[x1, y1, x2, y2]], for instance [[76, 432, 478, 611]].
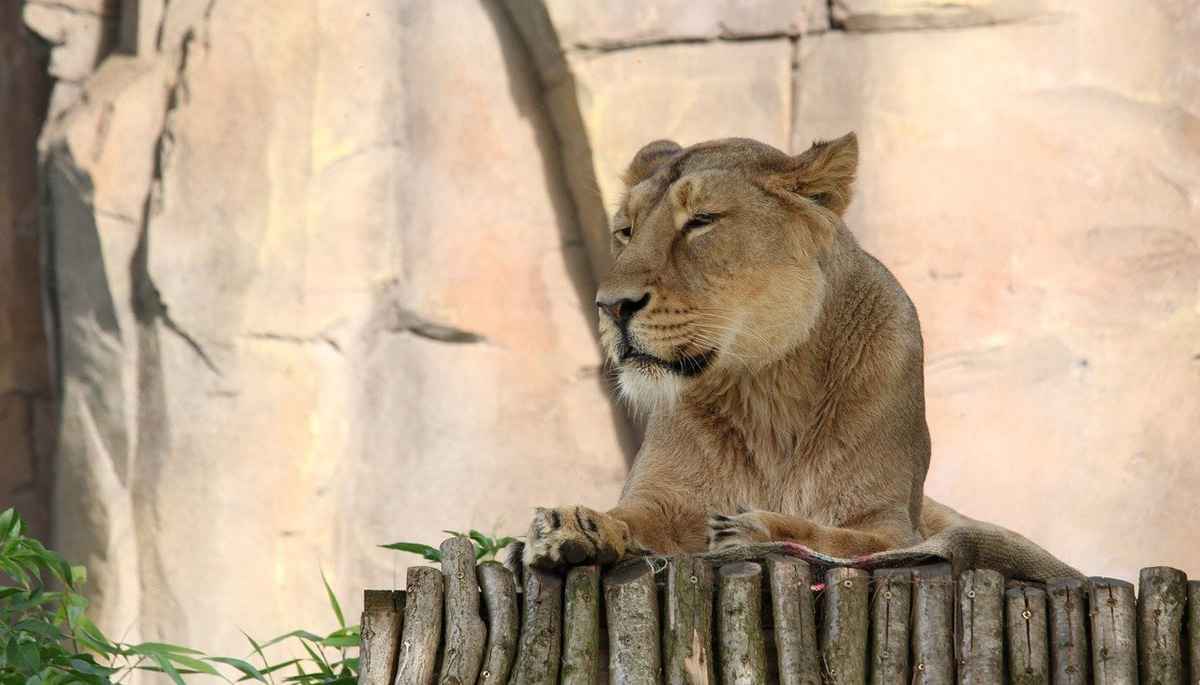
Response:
[[359, 540, 1200, 684]]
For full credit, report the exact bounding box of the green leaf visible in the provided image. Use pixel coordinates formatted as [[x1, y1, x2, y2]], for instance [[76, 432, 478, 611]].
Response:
[[378, 542, 440, 562], [13, 642, 40, 673], [0, 508, 23, 542], [209, 656, 268, 682], [318, 636, 358, 649], [297, 640, 332, 675], [65, 658, 100, 676], [323, 625, 359, 640], [467, 530, 493, 550], [257, 630, 325, 650], [242, 629, 267, 663], [146, 652, 186, 685], [128, 642, 206, 655], [255, 658, 303, 677], [164, 652, 223, 677], [71, 616, 115, 655], [319, 569, 345, 629], [11, 620, 64, 640]]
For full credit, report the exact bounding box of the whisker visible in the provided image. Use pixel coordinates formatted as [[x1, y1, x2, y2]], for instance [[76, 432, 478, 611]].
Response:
[[690, 311, 787, 357]]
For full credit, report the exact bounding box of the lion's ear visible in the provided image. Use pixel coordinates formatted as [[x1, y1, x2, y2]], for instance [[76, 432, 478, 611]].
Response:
[[622, 139, 682, 187], [779, 132, 858, 215]]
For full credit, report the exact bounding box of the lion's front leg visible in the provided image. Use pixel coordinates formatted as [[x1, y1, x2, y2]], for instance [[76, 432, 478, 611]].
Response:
[[523, 505, 633, 570], [707, 509, 904, 558]]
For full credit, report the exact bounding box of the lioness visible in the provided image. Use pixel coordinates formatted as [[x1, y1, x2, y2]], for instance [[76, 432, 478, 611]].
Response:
[[522, 133, 985, 569]]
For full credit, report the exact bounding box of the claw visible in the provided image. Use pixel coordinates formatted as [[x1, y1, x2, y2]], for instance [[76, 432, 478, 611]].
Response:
[[562, 539, 589, 564], [597, 545, 618, 565]]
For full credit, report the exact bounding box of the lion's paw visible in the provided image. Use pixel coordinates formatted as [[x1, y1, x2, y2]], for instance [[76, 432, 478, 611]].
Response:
[[523, 506, 630, 570], [707, 510, 771, 552]]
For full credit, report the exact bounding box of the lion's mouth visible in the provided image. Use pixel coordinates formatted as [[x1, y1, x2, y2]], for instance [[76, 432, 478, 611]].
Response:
[[618, 342, 716, 377]]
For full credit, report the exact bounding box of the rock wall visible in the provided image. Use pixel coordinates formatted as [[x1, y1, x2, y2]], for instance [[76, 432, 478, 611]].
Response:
[[28, 0, 630, 656], [508, 0, 1200, 579], [11, 0, 1200, 659], [0, 0, 52, 540]]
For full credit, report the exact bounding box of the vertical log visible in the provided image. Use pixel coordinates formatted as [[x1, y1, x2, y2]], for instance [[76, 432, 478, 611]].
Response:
[[511, 567, 564, 685], [767, 555, 820, 685], [912, 563, 955, 684], [604, 561, 662, 683], [437, 538, 486, 685], [1187, 580, 1200, 685], [1006, 585, 1050, 685], [1046, 578, 1089, 685], [820, 567, 869, 684], [359, 590, 404, 685], [957, 569, 1004, 684], [869, 568, 911, 685], [562, 565, 601, 685], [477, 562, 518, 684], [718, 562, 769, 684], [664, 556, 716, 685], [1137, 566, 1187, 685], [395, 566, 444, 685], [1089, 577, 1138, 684]]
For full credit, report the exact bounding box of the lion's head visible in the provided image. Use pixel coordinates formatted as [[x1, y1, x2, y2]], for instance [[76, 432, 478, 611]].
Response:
[[596, 133, 859, 409]]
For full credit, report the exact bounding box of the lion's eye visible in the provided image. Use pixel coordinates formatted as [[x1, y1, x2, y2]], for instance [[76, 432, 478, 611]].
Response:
[[684, 213, 719, 233], [614, 226, 632, 241]]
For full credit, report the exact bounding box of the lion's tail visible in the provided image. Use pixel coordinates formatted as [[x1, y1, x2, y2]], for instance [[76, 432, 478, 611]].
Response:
[[908, 496, 1086, 582]]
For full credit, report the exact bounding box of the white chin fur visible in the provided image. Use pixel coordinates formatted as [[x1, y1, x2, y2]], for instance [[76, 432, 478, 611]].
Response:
[[617, 366, 683, 413]]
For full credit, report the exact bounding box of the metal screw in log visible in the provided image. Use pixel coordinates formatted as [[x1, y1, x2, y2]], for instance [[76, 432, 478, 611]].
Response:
[[767, 555, 820, 685], [476, 562, 518, 684], [718, 561, 769, 684], [561, 565, 601, 685], [664, 556, 715, 684], [957, 569, 1004, 683], [511, 566, 563, 684], [603, 560, 661, 683], [912, 563, 955, 684], [820, 567, 868, 684], [438, 537, 487, 684], [1137, 566, 1187, 684], [869, 568, 911, 684], [394, 566, 443, 685], [1089, 577, 1137, 683], [1006, 584, 1050, 684], [1046, 577, 1089, 684]]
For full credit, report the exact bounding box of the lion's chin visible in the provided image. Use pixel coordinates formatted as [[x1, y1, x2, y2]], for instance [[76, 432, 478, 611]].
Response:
[[616, 365, 685, 412]]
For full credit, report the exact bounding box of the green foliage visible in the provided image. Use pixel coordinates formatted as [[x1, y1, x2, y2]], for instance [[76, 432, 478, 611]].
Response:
[[380, 529, 516, 563], [0, 508, 360, 684]]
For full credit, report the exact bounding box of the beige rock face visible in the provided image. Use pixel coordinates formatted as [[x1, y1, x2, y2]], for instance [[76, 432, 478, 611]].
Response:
[[13, 0, 1200, 662], [831, 0, 1045, 31], [791, 2, 1200, 578], [0, 0, 52, 540], [512, 0, 1200, 581], [544, 0, 827, 48], [34, 0, 627, 657], [22, 0, 117, 83]]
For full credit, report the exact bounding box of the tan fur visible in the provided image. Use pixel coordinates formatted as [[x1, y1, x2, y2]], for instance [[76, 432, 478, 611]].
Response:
[[524, 133, 977, 570]]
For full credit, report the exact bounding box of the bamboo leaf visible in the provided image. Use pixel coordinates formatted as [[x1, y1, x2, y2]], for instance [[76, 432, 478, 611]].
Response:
[[319, 569, 345, 629], [146, 652, 186, 685], [378, 542, 441, 562], [209, 656, 268, 682]]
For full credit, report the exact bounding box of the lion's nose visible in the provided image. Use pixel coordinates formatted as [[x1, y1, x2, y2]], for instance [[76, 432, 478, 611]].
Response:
[[597, 293, 650, 326]]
